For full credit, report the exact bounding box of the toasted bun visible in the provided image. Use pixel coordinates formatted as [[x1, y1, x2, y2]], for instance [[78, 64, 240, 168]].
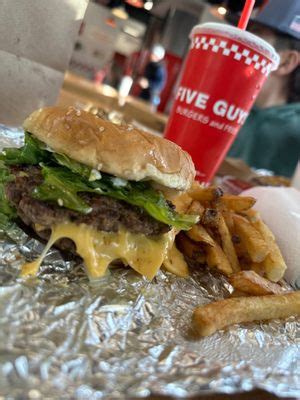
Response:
[[23, 106, 195, 190]]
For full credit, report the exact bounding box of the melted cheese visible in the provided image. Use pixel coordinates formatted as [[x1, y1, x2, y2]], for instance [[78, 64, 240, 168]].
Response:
[[21, 223, 174, 280]]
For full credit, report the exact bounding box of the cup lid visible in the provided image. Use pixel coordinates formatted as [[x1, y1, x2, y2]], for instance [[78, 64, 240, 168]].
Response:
[[191, 23, 280, 71]]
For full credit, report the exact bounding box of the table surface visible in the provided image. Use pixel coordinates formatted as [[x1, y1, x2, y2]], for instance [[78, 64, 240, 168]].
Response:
[[60, 72, 168, 133]]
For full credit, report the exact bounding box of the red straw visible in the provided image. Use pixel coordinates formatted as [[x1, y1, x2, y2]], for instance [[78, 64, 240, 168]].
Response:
[[238, 0, 256, 30]]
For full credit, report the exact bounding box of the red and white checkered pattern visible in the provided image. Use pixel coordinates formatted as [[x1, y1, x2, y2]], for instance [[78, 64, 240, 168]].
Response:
[[190, 35, 273, 76]]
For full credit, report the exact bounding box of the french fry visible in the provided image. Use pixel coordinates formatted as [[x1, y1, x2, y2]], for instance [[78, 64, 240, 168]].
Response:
[[218, 215, 240, 272], [201, 208, 220, 228], [252, 217, 287, 282], [187, 225, 232, 275], [188, 184, 223, 203], [262, 255, 286, 282], [249, 262, 265, 276], [239, 208, 260, 223], [187, 200, 205, 218], [171, 192, 193, 214], [232, 242, 254, 266], [229, 270, 287, 296], [239, 209, 286, 281], [222, 194, 256, 212], [163, 243, 189, 278], [222, 209, 234, 233], [230, 290, 250, 297], [177, 183, 287, 284], [233, 214, 269, 263], [187, 225, 215, 247], [206, 244, 233, 276], [224, 209, 247, 251], [176, 233, 206, 264], [193, 291, 300, 337]]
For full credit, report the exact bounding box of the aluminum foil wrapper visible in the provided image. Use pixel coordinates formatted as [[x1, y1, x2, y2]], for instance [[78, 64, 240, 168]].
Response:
[[0, 126, 300, 399]]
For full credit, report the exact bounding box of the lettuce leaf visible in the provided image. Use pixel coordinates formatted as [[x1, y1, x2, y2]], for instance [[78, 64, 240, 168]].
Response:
[[0, 212, 24, 242], [91, 176, 198, 230], [0, 132, 49, 165], [54, 153, 91, 179], [0, 161, 16, 220], [0, 161, 18, 235], [33, 165, 93, 214], [33, 164, 198, 230], [0, 133, 198, 230], [48, 154, 198, 229]]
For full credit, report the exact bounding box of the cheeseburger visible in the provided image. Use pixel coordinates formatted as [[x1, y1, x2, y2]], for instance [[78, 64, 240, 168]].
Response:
[[0, 106, 197, 279]]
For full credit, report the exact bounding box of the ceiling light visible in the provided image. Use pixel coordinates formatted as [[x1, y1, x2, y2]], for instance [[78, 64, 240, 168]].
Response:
[[217, 6, 227, 16], [144, 1, 153, 11], [125, 0, 144, 7], [112, 5, 128, 20]]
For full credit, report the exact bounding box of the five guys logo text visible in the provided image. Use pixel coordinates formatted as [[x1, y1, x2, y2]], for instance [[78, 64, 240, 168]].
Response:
[[176, 86, 249, 126]]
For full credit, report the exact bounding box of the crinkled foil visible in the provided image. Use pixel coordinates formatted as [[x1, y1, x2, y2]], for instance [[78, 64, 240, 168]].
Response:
[[0, 126, 300, 399]]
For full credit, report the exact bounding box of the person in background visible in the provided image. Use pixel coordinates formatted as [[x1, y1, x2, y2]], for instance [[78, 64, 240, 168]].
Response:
[[138, 44, 167, 110], [228, 0, 300, 178]]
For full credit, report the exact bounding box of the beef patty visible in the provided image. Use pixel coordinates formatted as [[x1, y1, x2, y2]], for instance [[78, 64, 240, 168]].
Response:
[[5, 166, 170, 238]]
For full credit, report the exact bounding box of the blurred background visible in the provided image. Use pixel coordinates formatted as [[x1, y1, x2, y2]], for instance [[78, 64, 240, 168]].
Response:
[[61, 0, 267, 133], [2, 0, 298, 178]]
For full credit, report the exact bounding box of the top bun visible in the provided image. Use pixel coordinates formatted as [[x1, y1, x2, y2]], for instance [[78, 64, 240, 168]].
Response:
[[23, 106, 195, 190]]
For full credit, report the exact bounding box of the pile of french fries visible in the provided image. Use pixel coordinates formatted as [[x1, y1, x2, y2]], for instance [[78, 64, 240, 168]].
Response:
[[174, 183, 300, 337]]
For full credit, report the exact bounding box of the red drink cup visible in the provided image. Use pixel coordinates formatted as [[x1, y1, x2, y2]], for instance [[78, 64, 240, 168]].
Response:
[[164, 23, 280, 183]]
